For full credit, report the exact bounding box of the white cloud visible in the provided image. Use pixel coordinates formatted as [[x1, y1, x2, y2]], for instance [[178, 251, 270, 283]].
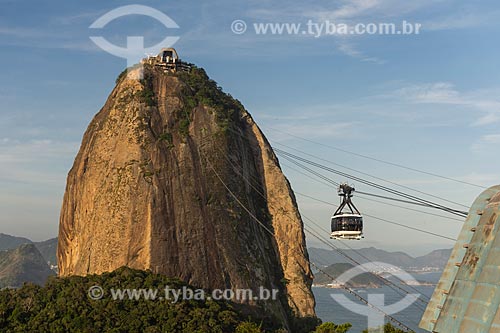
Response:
[[423, 9, 500, 31], [383, 172, 499, 188], [306, 0, 441, 21], [255, 114, 312, 121], [471, 134, 500, 153], [337, 41, 385, 64], [247, 0, 440, 21], [396, 82, 461, 104], [51, 10, 105, 26], [0, 24, 100, 52], [481, 134, 500, 144], [318, 0, 380, 20], [0, 26, 54, 38], [0, 139, 78, 184], [456, 172, 500, 185], [265, 122, 356, 141], [393, 82, 500, 126], [473, 114, 500, 126], [0, 139, 76, 161]]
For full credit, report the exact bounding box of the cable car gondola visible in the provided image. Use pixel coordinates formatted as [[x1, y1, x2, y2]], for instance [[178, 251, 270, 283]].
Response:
[[331, 183, 363, 240]]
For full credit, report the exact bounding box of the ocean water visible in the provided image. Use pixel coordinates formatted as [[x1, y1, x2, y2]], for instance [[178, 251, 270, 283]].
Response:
[[313, 272, 441, 333]]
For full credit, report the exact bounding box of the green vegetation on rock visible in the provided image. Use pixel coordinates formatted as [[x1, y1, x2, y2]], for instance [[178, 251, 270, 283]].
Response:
[[139, 73, 157, 107], [176, 66, 244, 133], [115, 68, 128, 84]]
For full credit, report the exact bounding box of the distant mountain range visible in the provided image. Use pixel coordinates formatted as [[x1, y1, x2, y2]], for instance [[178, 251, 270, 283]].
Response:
[[308, 246, 452, 271], [0, 233, 57, 266], [0, 234, 33, 251], [0, 244, 55, 288], [0, 234, 58, 288]]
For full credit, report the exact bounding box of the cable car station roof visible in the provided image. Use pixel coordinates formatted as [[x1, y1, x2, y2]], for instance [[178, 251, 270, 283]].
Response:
[[420, 185, 500, 333]]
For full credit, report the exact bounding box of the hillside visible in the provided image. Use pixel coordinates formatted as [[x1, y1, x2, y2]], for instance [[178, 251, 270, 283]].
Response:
[[313, 263, 382, 288], [413, 249, 452, 269], [0, 244, 55, 288], [0, 233, 31, 251], [34, 238, 58, 266]]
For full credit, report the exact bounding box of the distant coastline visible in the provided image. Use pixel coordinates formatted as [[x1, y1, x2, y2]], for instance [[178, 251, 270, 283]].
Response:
[[313, 282, 381, 289]]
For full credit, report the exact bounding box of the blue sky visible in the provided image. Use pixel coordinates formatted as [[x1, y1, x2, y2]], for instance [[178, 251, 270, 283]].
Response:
[[1, 0, 499, 255]]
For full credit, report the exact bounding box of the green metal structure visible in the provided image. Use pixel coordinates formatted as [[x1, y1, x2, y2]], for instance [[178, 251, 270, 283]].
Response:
[[420, 185, 500, 333]]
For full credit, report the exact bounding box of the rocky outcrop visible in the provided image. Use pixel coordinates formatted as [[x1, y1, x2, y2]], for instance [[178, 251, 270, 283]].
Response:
[[57, 64, 315, 327]]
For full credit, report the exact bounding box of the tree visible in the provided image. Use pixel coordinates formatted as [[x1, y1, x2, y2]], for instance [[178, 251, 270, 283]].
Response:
[[362, 323, 414, 333], [314, 322, 352, 333], [235, 321, 263, 333]]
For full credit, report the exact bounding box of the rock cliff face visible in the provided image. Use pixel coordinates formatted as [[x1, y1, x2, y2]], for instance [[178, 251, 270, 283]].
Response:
[[57, 64, 315, 326]]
